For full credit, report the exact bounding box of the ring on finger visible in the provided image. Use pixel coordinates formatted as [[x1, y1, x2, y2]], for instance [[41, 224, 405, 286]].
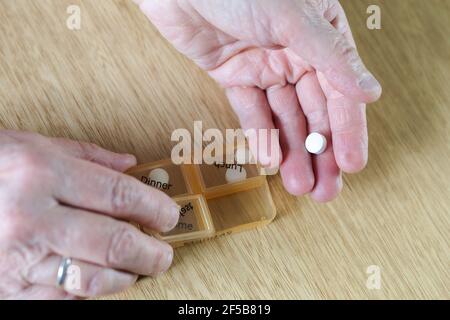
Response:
[[56, 257, 72, 287]]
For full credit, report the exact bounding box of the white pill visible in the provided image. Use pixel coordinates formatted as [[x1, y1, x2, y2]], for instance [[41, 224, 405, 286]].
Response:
[[225, 166, 247, 183], [305, 132, 327, 155], [148, 168, 170, 185]]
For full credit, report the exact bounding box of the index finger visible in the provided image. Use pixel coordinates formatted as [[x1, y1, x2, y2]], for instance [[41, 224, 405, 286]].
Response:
[[51, 155, 180, 233]]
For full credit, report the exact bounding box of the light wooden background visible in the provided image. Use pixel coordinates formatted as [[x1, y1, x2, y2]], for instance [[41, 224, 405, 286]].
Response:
[[0, 0, 448, 299]]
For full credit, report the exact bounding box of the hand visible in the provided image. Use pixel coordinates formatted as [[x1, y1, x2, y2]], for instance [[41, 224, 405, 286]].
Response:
[[135, 0, 382, 202], [0, 130, 179, 299]]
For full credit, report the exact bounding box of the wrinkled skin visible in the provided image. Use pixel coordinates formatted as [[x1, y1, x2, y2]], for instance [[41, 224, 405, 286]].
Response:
[[1, 0, 382, 300], [135, 0, 382, 202], [0, 131, 178, 299]]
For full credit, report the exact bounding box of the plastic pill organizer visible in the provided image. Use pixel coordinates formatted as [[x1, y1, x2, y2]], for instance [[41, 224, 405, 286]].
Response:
[[126, 146, 277, 248]]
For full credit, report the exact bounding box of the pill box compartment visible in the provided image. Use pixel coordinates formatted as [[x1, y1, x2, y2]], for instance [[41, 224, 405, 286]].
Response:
[[163, 182, 276, 248], [142, 194, 215, 245], [127, 159, 197, 197], [205, 180, 276, 237], [194, 145, 266, 199]]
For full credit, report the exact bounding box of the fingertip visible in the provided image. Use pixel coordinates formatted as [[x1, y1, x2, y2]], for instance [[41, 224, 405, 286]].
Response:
[[325, 70, 382, 104], [112, 154, 137, 173], [157, 244, 174, 276], [336, 150, 367, 173], [310, 192, 336, 203], [357, 73, 382, 103], [142, 237, 174, 277], [119, 154, 138, 170], [159, 204, 180, 233], [310, 175, 343, 203], [141, 189, 180, 233], [281, 167, 315, 197]]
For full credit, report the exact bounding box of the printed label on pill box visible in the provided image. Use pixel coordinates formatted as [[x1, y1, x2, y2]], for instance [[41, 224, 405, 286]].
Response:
[[129, 165, 188, 197], [140, 175, 173, 190], [162, 201, 199, 236], [199, 162, 259, 188]]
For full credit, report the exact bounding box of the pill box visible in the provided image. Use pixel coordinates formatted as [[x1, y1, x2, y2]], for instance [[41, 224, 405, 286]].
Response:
[[126, 145, 277, 248]]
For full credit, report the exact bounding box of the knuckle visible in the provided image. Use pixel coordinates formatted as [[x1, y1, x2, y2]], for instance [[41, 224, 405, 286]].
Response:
[[334, 38, 359, 66], [13, 148, 44, 169], [305, 109, 328, 126], [110, 175, 137, 214], [329, 105, 367, 134], [1, 239, 48, 286], [7, 149, 52, 189], [106, 225, 137, 266], [0, 205, 30, 243], [274, 104, 303, 125], [305, 0, 325, 12], [77, 141, 100, 160], [144, 191, 165, 227]]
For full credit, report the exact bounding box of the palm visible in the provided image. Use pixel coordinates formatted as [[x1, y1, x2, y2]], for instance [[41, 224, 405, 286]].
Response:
[[137, 0, 381, 202], [209, 47, 310, 90], [141, 1, 309, 87]]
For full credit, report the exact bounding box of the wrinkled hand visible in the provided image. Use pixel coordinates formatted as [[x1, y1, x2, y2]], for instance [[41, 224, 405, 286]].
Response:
[[135, 0, 382, 202], [0, 130, 179, 299]]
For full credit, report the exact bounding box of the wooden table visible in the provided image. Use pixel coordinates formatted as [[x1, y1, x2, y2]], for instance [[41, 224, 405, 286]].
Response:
[[0, 0, 448, 299]]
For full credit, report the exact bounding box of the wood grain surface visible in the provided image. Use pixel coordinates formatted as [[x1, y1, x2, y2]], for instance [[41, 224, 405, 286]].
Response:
[[0, 0, 448, 299]]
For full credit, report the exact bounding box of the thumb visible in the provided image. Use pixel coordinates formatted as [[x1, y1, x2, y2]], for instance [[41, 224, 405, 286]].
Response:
[[276, 10, 381, 103], [50, 137, 137, 172]]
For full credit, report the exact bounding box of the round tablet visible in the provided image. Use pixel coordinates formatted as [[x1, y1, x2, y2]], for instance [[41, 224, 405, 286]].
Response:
[[305, 133, 327, 155], [148, 168, 170, 185], [225, 167, 247, 183]]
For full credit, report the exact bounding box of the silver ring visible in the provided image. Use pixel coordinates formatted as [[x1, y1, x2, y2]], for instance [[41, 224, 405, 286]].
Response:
[[56, 257, 72, 287]]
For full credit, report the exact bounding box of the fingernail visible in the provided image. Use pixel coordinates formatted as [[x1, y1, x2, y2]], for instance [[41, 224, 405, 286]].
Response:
[[122, 154, 137, 166], [166, 250, 173, 268], [358, 73, 380, 93], [161, 205, 180, 232], [157, 248, 173, 276], [337, 173, 344, 192]]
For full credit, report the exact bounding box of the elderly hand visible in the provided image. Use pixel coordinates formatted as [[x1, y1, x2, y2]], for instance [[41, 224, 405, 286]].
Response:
[[0, 130, 179, 299], [135, 0, 382, 202]]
